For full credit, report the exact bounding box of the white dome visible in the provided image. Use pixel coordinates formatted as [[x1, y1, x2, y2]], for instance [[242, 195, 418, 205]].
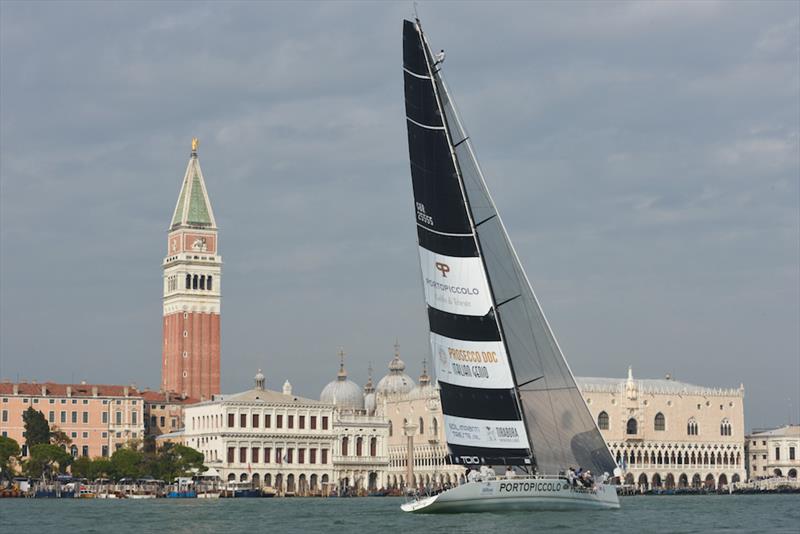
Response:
[[321, 378, 364, 411], [319, 352, 364, 412], [376, 349, 415, 397]]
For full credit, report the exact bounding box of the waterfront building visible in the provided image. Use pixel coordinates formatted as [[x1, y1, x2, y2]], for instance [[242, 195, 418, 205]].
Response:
[[374, 344, 464, 490], [162, 138, 221, 400], [577, 368, 746, 490], [320, 352, 389, 492], [0, 382, 145, 459], [745, 425, 799, 480], [141, 390, 198, 438], [182, 371, 336, 494]]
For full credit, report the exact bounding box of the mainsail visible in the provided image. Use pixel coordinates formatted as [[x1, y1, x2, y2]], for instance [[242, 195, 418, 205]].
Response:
[[403, 19, 617, 476]]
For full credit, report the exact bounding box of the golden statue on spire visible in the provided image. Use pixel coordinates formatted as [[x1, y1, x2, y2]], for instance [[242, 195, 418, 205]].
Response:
[[191, 137, 199, 152]]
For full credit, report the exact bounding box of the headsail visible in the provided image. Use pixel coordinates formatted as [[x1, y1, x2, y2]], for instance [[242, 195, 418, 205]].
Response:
[[403, 19, 616, 476]]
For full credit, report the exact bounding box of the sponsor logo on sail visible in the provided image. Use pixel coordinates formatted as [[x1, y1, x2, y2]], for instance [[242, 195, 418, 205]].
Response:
[[435, 262, 450, 277]]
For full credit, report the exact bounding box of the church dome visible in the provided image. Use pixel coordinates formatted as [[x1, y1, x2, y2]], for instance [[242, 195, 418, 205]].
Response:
[[320, 351, 364, 412], [376, 343, 415, 397]]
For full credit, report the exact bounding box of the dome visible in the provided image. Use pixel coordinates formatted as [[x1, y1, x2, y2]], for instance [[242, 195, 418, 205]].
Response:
[[376, 343, 415, 397], [320, 351, 364, 412]]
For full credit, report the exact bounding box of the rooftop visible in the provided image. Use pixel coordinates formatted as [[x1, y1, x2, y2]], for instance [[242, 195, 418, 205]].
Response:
[[0, 382, 141, 398], [748, 425, 800, 438]]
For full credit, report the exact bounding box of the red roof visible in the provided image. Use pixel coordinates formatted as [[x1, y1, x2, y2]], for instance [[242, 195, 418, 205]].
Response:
[[139, 390, 200, 405], [0, 382, 141, 398]]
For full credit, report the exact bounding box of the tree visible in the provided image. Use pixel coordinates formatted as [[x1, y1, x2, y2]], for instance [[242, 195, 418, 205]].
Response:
[[109, 448, 143, 481], [70, 457, 111, 480], [49, 427, 72, 447], [150, 443, 206, 482], [23, 443, 71, 480], [22, 407, 50, 447], [0, 436, 21, 480]]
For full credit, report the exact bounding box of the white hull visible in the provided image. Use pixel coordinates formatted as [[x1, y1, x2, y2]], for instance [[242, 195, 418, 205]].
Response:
[[401, 477, 619, 513]]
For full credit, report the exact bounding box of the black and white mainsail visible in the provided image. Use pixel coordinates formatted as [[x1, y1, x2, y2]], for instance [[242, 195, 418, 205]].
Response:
[[403, 19, 616, 476]]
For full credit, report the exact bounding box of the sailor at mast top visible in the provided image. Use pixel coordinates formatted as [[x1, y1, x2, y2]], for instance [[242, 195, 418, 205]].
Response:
[[434, 49, 445, 65]]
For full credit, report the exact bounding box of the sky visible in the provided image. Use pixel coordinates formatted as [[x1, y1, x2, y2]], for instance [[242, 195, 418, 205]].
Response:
[[1, 1, 798, 431]]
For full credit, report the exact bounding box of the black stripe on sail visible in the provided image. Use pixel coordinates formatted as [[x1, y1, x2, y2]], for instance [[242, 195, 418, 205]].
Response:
[[407, 120, 471, 234], [404, 70, 442, 128], [439, 382, 521, 421], [428, 307, 500, 341], [403, 20, 428, 77], [448, 445, 532, 465], [418, 228, 477, 257]]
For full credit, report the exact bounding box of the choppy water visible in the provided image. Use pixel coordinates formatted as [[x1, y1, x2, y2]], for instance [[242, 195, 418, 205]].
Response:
[[1, 494, 797, 533]]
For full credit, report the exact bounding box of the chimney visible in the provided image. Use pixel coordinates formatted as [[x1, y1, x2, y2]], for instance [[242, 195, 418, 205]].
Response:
[[123, 386, 129, 398], [92, 386, 98, 397], [166, 391, 171, 402], [12, 384, 19, 395], [41, 385, 47, 396], [66, 386, 72, 397]]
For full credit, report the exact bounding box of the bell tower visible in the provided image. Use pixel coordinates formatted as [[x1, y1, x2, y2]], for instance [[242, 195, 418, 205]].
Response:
[[161, 138, 221, 400]]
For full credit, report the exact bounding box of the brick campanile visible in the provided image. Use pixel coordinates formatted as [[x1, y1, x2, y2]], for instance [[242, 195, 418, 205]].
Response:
[[162, 138, 221, 400]]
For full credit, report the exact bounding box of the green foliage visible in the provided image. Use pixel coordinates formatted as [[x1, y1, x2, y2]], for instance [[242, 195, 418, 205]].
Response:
[[22, 407, 50, 447], [23, 443, 72, 479], [109, 448, 144, 480], [69, 456, 112, 480], [0, 436, 21, 480], [93, 443, 207, 482], [49, 428, 72, 447]]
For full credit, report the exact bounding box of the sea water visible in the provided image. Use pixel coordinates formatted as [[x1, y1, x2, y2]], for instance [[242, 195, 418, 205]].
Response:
[[1, 494, 797, 533]]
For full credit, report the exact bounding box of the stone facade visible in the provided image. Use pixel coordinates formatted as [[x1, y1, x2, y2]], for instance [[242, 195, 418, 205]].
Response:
[[141, 390, 198, 438], [0, 382, 145, 459], [577, 368, 746, 490], [746, 425, 800, 480]]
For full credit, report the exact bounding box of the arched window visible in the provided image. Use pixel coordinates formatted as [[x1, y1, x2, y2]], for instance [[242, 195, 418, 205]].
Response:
[[192, 274, 198, 289], [207, 276, 213, 291], [598, 411, 609, 430], [388, 420, 393, 437], [432, 417, 438, 436], [341, 437, 349, 456], [370, 437, 377, 457], [687, 418, 698, 436], [356, 437, 363, 456], [199, 275, 205, 290], [419, 417, 424, 434], [654, 412, 665, 431], [185, 274, 191, 289], [720, 418, 731, 436], [626, 418, 638, 435]]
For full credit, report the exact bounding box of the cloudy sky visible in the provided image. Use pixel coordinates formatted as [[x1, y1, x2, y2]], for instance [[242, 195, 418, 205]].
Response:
[[1, 1, 797, 430]]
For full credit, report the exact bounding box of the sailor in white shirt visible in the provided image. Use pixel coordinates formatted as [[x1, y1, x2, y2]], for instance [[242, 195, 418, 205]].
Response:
[[434, 49, 445, 66]]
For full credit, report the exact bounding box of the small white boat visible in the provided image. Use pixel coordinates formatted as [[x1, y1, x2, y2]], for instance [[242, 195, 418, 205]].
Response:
[[401, 477, 619, 513]]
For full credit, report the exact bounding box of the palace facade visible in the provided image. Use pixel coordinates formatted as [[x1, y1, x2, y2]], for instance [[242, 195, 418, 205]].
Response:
[[745, 425, 799, 480], [577, 368, 746, 490], [0, 382, 145, 459], [182, 371, 336, 494]]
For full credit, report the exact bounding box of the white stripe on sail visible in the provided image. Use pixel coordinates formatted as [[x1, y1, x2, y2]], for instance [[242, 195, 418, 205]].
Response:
[[406, 116, 445, 130], [418, 247, 493, 317], [431, 333, 514, 389], [444, 415, 530, 450], [416, 222, 473, 237], [403, 67, 431, 79]]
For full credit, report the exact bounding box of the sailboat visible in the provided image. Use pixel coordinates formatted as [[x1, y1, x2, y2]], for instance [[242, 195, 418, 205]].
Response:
[[400, 18, 620, 513]]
